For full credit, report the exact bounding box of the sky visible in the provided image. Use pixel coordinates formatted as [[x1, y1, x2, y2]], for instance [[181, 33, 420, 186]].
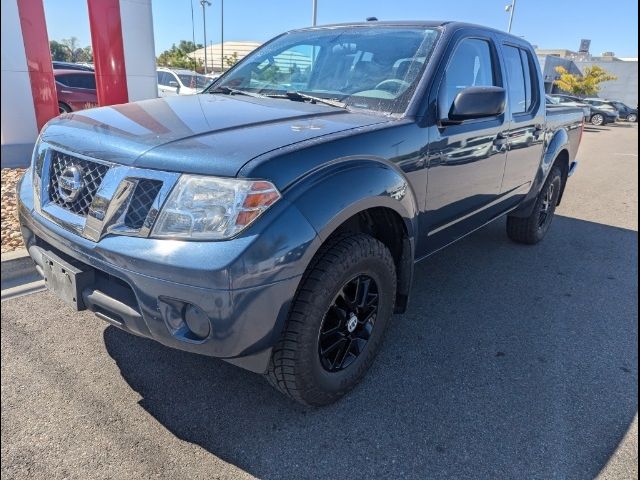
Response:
[[43, 0, 638, 58]]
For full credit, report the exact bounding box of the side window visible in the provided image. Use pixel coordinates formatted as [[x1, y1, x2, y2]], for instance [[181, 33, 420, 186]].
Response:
[[56, 75, 70, 87], [157, 71, 174, 86], [438, 38, 497, 119], [57, 74, 79, 88], [519, 49, 533, 108], [503, 45, 528, 114], [168, 73, 179, 86], [77, 74, 96, 90]]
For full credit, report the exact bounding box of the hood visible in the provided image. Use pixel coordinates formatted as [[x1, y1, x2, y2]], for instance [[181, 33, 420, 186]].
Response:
[[40, 94, 388, 176]]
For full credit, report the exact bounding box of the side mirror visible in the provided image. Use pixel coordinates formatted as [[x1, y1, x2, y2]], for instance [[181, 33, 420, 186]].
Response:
[[446, 86, 506, 123]]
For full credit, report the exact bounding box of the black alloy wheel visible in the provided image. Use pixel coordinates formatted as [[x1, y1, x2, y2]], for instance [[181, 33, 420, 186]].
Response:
[[537, 180, 557, 229], [318, 274, 379, 372]]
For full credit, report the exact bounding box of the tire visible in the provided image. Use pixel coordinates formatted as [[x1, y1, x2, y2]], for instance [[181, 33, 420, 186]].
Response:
[[627, 113, 637, 123], [58, 102, 72, 114], [266, 234, 397, 406], [591, 113, 605, 126], [506, 166, 563, 245]]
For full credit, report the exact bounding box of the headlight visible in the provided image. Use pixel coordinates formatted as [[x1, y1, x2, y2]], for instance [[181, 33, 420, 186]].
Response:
[[151, 175, 281, 240]]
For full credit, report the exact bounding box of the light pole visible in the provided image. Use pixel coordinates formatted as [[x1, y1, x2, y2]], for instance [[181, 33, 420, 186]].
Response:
[[221, 0, 224, 72], [505, 0, 517, 33], [200, 0, 211, 73], [312, 0, 317, 26]]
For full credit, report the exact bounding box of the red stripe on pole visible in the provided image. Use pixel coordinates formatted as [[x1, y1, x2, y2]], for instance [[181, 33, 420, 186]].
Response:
[[87, 0, 128, 106], [16, 0, 58, 131]]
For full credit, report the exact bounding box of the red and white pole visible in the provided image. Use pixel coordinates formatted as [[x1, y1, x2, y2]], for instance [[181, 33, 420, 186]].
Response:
[[1, 0, 58, 167], [87, 0, 157, 105], [1, 0, 157, 167]]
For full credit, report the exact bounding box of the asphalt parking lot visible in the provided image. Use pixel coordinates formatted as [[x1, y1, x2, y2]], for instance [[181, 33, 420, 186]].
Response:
[[1, 123, 637, 480]]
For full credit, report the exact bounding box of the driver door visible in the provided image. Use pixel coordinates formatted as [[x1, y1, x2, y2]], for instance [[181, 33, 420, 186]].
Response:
[[425, 35, 508, 249]]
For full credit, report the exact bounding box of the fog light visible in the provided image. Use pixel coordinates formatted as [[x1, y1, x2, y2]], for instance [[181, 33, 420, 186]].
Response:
[[184, 304, 210, 340], [158, 297, 211, 342]]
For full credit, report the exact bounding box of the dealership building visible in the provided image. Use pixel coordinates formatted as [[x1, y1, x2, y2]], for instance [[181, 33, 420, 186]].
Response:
[[536, 44, 638, 106]]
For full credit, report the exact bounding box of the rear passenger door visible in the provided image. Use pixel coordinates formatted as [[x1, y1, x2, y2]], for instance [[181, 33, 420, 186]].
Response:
[[500, 43, 545, 193]]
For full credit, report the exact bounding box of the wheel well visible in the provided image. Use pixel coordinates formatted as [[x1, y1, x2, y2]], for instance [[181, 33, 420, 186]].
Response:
[[554, 149, 570, 205], [330, 207, 413, 313], [58, 101, 71, 112]]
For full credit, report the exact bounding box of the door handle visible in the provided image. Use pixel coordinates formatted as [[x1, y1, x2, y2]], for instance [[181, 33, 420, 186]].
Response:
[[533, 125, 545, 137]]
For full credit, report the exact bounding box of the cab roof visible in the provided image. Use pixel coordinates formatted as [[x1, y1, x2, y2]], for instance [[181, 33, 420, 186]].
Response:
[[291, 20, 522, 42]]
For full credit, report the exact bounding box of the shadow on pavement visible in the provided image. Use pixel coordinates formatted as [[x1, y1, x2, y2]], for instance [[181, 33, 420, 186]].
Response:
[[104, 215, 638, 479]]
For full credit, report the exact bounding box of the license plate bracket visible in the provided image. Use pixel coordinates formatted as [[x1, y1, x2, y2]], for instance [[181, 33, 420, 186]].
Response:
[[41, 250, 94, 310]]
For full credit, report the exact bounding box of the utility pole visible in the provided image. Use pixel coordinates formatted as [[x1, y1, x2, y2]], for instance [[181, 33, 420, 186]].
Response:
[[506, 0, 517, 33], [200, 0, 211, 74], [312, 0, 317, 26], [221, 0, 224, 72]]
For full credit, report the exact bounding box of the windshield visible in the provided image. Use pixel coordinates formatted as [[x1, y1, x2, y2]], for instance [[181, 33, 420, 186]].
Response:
[[212, 27, 440, 114], [178, 74, 210, 90]]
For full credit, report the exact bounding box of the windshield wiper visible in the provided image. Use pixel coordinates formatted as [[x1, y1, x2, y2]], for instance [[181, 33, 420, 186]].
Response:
[[266, 91, 348, 109], [209, 86, 266, 98]]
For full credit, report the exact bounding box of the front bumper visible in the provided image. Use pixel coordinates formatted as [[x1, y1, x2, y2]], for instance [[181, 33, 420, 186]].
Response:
[[18, 169, 320, 373]]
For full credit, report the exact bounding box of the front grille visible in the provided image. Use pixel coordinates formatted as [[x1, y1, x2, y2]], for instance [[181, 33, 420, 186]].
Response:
[[48, 151, 109, 216], [124, 179, 163, 229]]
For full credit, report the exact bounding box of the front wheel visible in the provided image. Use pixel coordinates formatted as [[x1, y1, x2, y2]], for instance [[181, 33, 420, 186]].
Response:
[[591, 113, 605, 126], [627, 113, 637, 123], [506, 166, 563, 245], [266, 234, 397, 406]]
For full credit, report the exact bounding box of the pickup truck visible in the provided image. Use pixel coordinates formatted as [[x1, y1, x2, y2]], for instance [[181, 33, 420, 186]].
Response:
[[18, 21, 583, 406]]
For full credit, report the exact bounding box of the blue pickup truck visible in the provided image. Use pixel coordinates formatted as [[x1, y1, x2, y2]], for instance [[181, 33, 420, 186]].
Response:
[[18, 21, 583, 406]]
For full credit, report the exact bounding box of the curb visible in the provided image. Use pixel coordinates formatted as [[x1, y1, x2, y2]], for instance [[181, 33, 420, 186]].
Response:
[[1, 249, 35, 282], [1, 248, 44, 301]]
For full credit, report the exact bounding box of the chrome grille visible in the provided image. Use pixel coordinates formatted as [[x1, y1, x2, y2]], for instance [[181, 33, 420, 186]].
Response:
[[48, 151, 109, 216], [124, 179, 163, 229]]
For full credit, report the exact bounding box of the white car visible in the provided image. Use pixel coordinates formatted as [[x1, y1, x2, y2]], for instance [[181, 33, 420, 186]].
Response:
[[156, 68, 210, 97]]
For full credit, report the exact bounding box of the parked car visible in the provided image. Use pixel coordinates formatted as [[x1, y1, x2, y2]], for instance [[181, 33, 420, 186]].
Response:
[[546, 95, 590, 121], [156, 67, 210, 96], [550, 94, 618, 126], [608, 100, 637, 122], [54, 69, 98, 113], [52, 61, 94, 71], [19, 21, 583, 406]]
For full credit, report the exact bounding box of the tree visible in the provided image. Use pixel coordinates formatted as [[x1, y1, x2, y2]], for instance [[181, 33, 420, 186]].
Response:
[[73, 46, 93, 63], [224, 52, 239, 69], [554, 65, 617, 97], [176, 40, 202, 54], [156, 41, 203, 71], [61, 37, 79, 52], [49, 40, 71, 61]]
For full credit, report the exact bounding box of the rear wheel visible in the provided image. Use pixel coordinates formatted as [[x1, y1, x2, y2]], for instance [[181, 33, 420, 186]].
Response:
[[266, 234, 396, 406], [506, 166, 562, 245], [591, 113, 605, 126], [627, 113, 637, 123], [58, 102, 71, 114]]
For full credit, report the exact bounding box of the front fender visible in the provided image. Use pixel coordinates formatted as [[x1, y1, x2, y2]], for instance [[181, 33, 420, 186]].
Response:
[[511, 127, 570, 218], [285, 158, 419, 243]]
